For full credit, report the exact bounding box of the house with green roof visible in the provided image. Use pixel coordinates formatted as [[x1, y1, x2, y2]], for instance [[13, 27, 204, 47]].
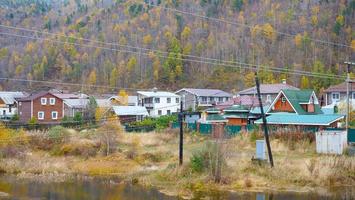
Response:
[[200, 107, 228, 123], [222, 105, 250, 126], [255, 89, 344, 128]]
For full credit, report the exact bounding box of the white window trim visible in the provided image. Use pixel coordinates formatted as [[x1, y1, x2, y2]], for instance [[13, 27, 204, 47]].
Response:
[[331, 92, 340, 101], [49, 98, 56, 105], [41, 98, 47, 105], [352, 92, 355, 99], [51, 111, 58, 120], [38, 111, 44, 120]]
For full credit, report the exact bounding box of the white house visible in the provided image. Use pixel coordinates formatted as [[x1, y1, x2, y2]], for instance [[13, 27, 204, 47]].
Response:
[[137, 90, 180, 117], [0, 91, 27, 120]]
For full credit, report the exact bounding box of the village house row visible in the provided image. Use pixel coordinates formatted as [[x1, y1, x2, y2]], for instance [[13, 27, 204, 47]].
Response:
[[0, 80, 350, 129]]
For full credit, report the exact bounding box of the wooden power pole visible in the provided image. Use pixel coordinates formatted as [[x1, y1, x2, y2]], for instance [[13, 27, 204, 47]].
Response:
[[179, 99, 184, 165], [255, 71, 274, 167]]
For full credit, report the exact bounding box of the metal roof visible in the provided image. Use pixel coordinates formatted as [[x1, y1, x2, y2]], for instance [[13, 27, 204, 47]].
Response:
[[238, 83, 299, 95], [112, 106, 149, 116], [64, 99, 89, 108], [176, 88, 232, 97], [254, 113, 344, 126], [0, 92, 27, 104], [137, 91, 179, 98], [324, 82, 355, 93], [267, 89, 323, 115], [223, 105, 249, 112]]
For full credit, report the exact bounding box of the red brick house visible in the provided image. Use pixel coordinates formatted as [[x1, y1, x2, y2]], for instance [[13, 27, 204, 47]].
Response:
[[17, 91, 65, 124]]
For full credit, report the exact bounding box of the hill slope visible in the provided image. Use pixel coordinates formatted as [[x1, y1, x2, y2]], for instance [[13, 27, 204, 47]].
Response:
[[0, 0, 354, 93]]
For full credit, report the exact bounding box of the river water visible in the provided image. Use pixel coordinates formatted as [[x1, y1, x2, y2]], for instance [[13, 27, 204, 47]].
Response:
[[0, 175, 353, 200]]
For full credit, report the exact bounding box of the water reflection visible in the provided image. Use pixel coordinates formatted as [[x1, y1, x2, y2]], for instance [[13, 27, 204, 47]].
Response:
[[0, 175, 353, 200]]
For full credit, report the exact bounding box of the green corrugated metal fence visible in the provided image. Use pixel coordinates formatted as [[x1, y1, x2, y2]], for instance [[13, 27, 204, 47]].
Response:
[[199, 123, 212, 134], [224, 125, 242, 136], [187, 123, 197, 131], [348, 129, 355, 143], [172, 122, 180, 129]]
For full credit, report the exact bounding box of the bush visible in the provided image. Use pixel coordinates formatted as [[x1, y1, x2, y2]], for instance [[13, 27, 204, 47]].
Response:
[[48, 126, 71, 144], [0, 124, 28, 158], [28, 117, 38, 129]]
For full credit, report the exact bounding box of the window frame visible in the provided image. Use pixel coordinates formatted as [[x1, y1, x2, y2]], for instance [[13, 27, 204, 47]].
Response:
[[176, 98, 180, 103], [40, 98, 47, 105], [332, 92, 340, 101], [167, 110, 171, 115], [51, 111, 58, 120], [38, 111, 44, 120], [158, 110, 162, 115], [167, 97, 171, 103], [49, 98, 56, 105], [154, 97, 160, 103]]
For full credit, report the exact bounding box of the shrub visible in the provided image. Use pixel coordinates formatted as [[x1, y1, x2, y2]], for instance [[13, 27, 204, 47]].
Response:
[[0, 124, 28, 158], [190, 152, 205, 173], [28, 117, 38, 129], [11, 114, 19, 121], [48, 126, 71, 144]]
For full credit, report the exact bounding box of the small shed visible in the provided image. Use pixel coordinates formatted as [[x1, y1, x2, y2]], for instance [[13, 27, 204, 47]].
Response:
[[316, 130, 347, 155]]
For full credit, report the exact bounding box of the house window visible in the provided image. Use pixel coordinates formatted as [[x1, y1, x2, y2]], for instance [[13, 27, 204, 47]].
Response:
[[41, 98, 47, 105], [19, 102, 22, 106], [201, 97, 207, 102], [332, 93, 340, 102], [218, 97, 223, 102], [176, 98, 180, 103], [209, 97, 214, 102], [281, 97, 286, 103], [52, 111, 58, 119], [266, 95, 271, 102], [38, 111, 44, 120], [49, 98, 56, 105], [352, 92, 355, 99], [167, 98, 171, 103], [2, 110, 5, 115], [167, 110, 171, 115], [158, 110, 162, 115], [155, 98, 160, 103]]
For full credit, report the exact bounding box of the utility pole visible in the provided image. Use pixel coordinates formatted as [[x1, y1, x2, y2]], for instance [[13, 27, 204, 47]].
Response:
[[255, 71, 274, 167], [179, 99, 184, 165], [345, 61, 355, 132]]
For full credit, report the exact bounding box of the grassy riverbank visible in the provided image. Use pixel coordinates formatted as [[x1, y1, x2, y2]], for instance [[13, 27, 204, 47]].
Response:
[[0, 124, 354, 198]]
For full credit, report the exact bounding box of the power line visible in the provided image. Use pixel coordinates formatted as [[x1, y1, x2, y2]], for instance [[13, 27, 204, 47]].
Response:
[[146, 2, 352, 48], [0, 24, 345, 79], [0, 30, 345, 80]]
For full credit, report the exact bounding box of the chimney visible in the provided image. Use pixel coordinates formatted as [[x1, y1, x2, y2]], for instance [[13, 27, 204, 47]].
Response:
[[152, 87, 158, 93], [281, 79, 286, 84]]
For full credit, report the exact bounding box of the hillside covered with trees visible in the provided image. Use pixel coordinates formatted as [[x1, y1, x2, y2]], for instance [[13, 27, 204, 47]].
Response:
[[0, 0, 354, 94]]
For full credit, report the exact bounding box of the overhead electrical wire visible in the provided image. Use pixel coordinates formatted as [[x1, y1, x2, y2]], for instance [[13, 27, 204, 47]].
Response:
[[0, 28, 346, 80], [0, 24, 345, 79]]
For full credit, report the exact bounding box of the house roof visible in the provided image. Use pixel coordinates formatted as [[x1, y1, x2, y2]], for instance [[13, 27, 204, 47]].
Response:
[[215, 96, 259, 109], [223, 113, 249, 119], [254, 113, 344, 126], [324, 82, 355, 93], [238, 83, 299, 95], [137, 91, 179, 98], [176, 88, 232, 97], [53, 93, 88, 99], [0, 91, 27, 104], [223, 105, 249, 112], [112, 106, 149, 116], [276, 89, 323, 115], [250, 105, 271, 114], [64, 99, 89, 108], [206, 114, 228, 122], [17, 91, 56, 101], [205, 108, 220, 113]]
